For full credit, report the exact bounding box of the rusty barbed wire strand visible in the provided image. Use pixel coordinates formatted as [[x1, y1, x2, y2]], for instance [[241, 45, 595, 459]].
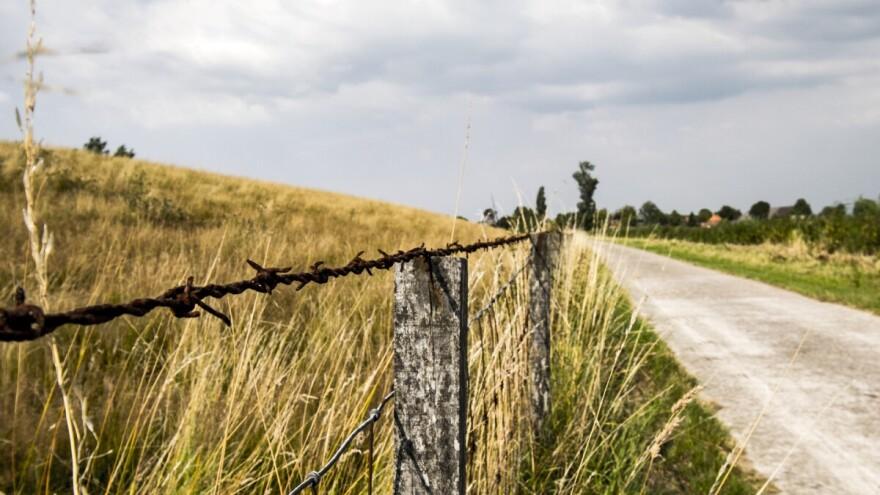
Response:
[[0, 233, 534, 342], [288, 390, 395, 495]]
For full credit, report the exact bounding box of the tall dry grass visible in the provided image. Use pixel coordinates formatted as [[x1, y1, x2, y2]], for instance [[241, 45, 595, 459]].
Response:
[[14, 3, 80, 493], [0, 141, 503, 493], [1, 146, 758, 492]]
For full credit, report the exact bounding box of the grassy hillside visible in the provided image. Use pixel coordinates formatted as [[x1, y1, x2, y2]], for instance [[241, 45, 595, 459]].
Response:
[[0, 142, 761, 493], [622, 237, 880, 315]]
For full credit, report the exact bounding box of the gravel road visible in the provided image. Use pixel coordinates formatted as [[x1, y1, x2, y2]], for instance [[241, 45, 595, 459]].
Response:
[[596, 241, 880, 494]]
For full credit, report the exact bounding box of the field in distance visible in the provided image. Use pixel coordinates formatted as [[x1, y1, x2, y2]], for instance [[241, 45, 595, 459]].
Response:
[[622, 237, 880, 315]]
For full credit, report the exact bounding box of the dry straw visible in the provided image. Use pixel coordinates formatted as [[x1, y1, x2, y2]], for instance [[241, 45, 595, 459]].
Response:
[[17, 2, 81, 494]]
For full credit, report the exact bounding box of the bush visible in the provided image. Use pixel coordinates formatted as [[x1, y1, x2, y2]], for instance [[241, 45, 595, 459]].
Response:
[[113, 145, 135, 158], [85, 137, 136, 158], [628, 212, 880, 255], [84, 136, 109, 155], [853, 197, 879, 218]]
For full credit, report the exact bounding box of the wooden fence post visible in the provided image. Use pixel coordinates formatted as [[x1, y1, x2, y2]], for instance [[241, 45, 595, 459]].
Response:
[[393, 256, 468, 495], [529, 232, 561, 433]]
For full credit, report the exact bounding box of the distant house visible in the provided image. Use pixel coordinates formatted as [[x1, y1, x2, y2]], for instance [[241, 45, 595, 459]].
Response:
[[769, 206, 794, 219], [701, 214, 723, 228]]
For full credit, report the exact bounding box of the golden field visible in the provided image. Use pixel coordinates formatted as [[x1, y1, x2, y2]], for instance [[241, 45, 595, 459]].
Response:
[[0, 142, 758, 493]]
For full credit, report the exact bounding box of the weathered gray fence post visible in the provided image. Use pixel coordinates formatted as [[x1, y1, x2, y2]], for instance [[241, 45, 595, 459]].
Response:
[[529, 231, 561, 432], [393, 256, 468, 495]]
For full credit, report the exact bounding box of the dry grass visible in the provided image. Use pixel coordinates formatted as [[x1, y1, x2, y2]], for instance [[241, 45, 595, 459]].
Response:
[[15, 5, 80, 493], [0, 142, 507, 493], [0, 143, 759, 493]]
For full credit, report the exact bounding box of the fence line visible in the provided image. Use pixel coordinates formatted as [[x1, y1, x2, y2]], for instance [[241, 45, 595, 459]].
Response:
[[0, 233, 529, 342], [288, 390, 395, 495], [3, 228, 562, 494], [288, 247, 534, 494]]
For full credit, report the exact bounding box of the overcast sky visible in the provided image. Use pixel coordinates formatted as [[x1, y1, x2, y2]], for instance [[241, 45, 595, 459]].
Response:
[[1, 0, 878, 218]]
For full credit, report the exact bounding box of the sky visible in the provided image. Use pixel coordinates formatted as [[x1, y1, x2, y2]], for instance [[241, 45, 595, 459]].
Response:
[[1, 0, 878, 219]]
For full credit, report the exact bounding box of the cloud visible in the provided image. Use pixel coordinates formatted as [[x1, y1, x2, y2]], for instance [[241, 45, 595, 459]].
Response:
[[5, 0, 875, 117], [0, 0, 878, 216], [733, 0, 880, 43]]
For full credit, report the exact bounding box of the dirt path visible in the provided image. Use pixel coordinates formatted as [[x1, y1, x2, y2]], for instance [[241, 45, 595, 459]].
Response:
[[596, 241, 880, 494]]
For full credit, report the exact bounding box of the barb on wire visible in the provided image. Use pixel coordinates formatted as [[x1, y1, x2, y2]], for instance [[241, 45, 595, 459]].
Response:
[[469, 254, 531, 325], [1, 233, 535, 342], [288, 390, 395, 495]]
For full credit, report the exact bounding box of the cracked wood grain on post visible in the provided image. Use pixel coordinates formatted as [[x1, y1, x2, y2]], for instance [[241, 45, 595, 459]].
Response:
[[393, 256, 467, 495]]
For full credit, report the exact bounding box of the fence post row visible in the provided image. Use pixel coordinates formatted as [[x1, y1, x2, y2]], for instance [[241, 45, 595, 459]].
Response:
[[528, 231, 562, 433], [391, 234, 562, 494], [393, 256, 468, 495]]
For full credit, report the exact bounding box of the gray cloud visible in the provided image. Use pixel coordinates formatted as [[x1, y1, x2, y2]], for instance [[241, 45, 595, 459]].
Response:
[[1, 0, 878, 219]]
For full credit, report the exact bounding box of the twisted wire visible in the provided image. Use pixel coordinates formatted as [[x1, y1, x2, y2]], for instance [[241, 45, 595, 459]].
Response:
[[288, 391, 395, 495]]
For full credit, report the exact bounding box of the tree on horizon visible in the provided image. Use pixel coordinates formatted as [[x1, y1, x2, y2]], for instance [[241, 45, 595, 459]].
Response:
[[792, 198, 813, 217], [717, 205, 742, 221], [84, 136, 109, 155], [613, 205, 637, 226], [639, 201, 666, 225], [572, 161, 599, 230], [749, 201, 771, 220], [536, 186, 547, 221], [697, 209, 713, 223]]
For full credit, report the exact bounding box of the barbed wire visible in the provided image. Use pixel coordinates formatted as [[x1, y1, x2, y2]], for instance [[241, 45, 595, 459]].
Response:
[[0, 233, 533, 342], [469, 254, 531, 326], [288, 390, 395, 495]]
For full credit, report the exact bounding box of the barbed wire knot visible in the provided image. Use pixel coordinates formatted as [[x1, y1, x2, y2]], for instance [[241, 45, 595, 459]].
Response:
[[304, 471, 321, 487], [377, 249, 395, 269], [169, 277, 200, 319], [367, 405, 382, 422], [0, 287, 46, 340], [169, 277, 231, 326], [345, 251, 372, 275], [247, 259, 293, 294]]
